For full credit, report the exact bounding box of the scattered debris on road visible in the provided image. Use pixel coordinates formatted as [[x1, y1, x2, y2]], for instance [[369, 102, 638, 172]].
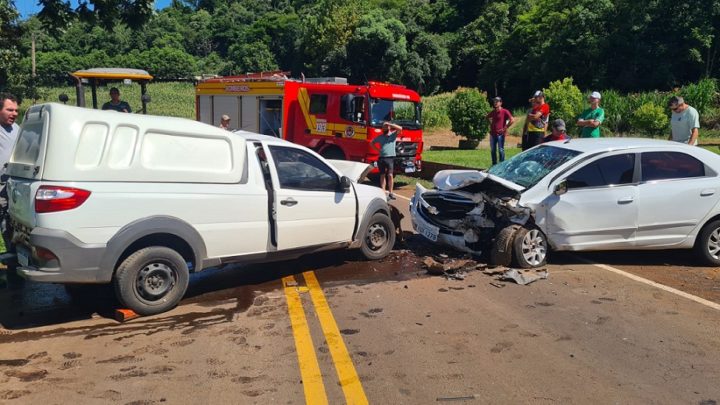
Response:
[[436, 394, 477, 401], [422, 252, 549, 285]]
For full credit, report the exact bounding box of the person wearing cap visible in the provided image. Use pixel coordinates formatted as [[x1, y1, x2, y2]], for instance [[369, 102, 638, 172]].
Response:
[[219, 114, 231, 130], [543, 119, 570, 143], [522, 90, 550, 150], [485, 96, 514, 165], [101, 87, 131, 113], [577, 91, 605, 138], [668, 96, 700, 146]]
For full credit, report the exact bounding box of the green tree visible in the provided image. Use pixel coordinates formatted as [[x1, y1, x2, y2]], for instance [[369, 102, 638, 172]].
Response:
[[448, 88, 492, 141], [0, 0, 23, 95], [226, 42, 278, 74], [404, 32, 450, 94], [346, 9, 408, 83], [139, 47, 197, 80], [543, 77, 584, 135]]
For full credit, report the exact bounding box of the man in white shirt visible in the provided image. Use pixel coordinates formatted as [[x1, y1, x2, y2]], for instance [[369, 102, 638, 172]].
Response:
[[668, 96, 700, 145]]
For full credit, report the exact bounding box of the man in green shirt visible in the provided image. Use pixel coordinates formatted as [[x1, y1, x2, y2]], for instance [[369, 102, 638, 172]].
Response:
[[577, 91, 605, 138], [668, 96, 700, 145]]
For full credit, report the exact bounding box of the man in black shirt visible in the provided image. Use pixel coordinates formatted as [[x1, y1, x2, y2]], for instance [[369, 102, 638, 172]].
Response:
[[102, 87, 131, 113]]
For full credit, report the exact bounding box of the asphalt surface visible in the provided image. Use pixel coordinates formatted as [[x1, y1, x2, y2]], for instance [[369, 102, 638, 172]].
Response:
[[1, 185, 719, 404]]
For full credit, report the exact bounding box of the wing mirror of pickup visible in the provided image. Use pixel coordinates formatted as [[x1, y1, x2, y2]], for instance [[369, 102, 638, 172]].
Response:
[[338, 176, 352, 193], [554, 180, 568, 196]]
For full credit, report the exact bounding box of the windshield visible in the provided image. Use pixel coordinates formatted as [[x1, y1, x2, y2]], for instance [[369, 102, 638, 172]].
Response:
[[370, 98, 421, 129], [487, 145, 582, 188]]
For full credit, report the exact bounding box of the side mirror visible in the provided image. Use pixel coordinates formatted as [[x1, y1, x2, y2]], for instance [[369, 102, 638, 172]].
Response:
[[58, 94, 69, 104], [141, 94, 152, 103], [338, 176, 351, 193], [554, 180, 568, 196]]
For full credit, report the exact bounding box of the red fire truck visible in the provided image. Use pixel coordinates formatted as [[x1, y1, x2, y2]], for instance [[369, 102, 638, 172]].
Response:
[[195, 71, 423, 173]]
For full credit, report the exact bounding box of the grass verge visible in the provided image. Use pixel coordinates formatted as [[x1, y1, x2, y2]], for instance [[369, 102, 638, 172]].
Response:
[[423, 148, 522, 169]]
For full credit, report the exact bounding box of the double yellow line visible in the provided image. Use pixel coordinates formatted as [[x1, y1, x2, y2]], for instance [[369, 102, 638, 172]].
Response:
[[283, 271, 369, 405]]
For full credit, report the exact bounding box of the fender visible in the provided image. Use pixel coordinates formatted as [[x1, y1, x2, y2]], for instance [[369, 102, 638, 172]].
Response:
[[350, 198, 391, 248], [97, 216, 209, 282]]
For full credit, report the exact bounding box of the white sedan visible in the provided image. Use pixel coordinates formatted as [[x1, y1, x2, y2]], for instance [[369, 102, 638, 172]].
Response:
[[411, 138, 720, 268]]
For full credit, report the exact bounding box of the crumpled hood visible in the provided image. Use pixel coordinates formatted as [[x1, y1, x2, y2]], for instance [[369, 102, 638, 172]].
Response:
[[432, 170, 525, 193], [327, 159, 373, 182]]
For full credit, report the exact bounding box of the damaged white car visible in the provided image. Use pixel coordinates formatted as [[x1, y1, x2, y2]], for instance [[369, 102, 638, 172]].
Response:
[[411, 138, 720, 268]]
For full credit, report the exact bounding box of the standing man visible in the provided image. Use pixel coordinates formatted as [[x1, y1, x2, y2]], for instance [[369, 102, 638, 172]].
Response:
[[0, 93, 19, 171], [668, 96, 700, 146], [102, 87, 132, 113], [577, 91, 605, 138], [219, 114, 231, 130], [486, 96, 514, 165], [543, 119, 570, 142], [372, 121, 402, 201], [523, 90, 550, 150], [0, 93, 20, 287]]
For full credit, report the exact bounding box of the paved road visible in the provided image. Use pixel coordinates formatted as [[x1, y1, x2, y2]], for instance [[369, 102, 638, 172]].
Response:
[[1, 187, 719, 404]]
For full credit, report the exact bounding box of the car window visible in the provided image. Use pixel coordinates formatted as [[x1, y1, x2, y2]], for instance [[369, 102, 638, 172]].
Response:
[[487, 145, 581, 189], [641, 152, 705, 182], [269, 146, 338, 191], [566, 153, 635, 189]]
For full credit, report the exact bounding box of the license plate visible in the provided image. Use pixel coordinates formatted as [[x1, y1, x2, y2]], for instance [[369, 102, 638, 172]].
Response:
[[417, 223, 439, 242], [404, 166, 416, 173], [17, 247, 29, 267]]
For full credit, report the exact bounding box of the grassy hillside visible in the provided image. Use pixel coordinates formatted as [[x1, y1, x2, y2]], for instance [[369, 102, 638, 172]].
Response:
[[26, 82, 196, 119]]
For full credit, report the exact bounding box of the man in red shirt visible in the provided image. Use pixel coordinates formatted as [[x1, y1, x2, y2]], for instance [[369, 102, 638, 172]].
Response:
[[522, 90, 551, 150], [542, 119, 570, 143], [485, 96, 514, 165]]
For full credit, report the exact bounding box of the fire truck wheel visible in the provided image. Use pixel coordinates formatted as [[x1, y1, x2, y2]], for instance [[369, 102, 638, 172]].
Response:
[[320, 147, 345, 160]]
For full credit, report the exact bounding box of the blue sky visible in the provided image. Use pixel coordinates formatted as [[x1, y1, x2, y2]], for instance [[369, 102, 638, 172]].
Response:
[[16, 0, 172, 20]]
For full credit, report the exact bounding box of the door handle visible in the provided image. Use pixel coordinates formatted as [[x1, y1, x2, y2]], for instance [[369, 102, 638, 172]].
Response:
[[617, 196, 634, 204], [281, 198, 298, 207], [701, 189, 715, 197]]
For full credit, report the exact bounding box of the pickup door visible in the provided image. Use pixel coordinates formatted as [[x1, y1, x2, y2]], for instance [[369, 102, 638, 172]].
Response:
[[267, 145, 356, 250]]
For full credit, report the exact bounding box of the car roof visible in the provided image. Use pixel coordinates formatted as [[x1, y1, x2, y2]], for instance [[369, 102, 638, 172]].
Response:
[[546, 137, 696, 153], [231, 131, 290, 145]]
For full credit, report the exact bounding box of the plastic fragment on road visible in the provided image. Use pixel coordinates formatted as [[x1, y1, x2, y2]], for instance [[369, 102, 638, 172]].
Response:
[[436, 394, 477, 401], [499, 268, 548, 285], [114, 308, 140, 322]]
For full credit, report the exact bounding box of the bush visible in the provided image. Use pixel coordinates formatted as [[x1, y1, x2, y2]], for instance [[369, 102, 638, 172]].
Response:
[[680, 78, 717, 116], [447, 87, 491, 141], [629, 102, 667, 136], [422, 92, 452, 129], [599, 89, 630, 134], [543, 77, 584, 135]]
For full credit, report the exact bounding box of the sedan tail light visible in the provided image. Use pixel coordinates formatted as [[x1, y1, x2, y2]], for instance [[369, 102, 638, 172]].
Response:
[[35, 186, 91, 213]]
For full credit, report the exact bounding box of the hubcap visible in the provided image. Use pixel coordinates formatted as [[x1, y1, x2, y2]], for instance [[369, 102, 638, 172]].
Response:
[[521, 229, 546, 266], [135, 262, 177, 301], [708, 228, 720, 259], [366, 223, 388, 251]]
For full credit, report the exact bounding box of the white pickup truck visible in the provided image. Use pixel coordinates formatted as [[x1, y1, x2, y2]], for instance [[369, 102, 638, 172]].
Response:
[[7, 103, 395, 315]]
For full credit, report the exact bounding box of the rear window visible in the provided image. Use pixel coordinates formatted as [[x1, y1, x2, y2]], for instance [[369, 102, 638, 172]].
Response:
[[12, 121, 43, 166]]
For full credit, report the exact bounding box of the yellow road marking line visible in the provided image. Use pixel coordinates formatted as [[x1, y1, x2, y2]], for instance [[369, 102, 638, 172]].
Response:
[[282, 276, 329, 405], [303, 271, 369, 405]]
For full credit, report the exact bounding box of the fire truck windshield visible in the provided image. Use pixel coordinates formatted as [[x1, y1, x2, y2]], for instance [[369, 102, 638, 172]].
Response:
[[370, 98, 421, 129]]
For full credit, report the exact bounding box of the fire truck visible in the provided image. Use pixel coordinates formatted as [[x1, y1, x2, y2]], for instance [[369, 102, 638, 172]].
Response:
[[195, 71, 423, 173]]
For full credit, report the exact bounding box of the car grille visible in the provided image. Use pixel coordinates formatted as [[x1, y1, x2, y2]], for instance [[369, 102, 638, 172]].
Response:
[[420, 193, 476, 220], [395, 142, 418, 157]]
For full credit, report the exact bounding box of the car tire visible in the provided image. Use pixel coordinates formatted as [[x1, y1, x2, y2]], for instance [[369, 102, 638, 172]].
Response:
[[360, 212, 396, 260], [694, 219, 720, 266], [512, 226, 548, 268], [113, 246, 190, 316], [490, 225, 518, 267]]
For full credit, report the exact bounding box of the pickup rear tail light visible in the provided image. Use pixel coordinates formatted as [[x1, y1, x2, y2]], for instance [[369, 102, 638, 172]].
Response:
[[35, 186, 91, 213]]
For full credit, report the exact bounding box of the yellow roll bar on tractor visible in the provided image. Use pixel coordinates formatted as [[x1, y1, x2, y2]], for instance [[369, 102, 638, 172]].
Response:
[[66, 68, 153, 114]]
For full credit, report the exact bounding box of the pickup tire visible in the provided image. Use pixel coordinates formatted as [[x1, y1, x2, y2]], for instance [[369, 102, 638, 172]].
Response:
[[360, 212, 395, 260], [113, 246, 190, 316]]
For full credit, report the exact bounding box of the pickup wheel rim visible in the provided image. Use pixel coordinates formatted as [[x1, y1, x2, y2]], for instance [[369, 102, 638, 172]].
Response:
[[708, 228, 720, 259], [366, 223, 389, 251], [136, 262, 176, 301], [521, 229, 546, 266]]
